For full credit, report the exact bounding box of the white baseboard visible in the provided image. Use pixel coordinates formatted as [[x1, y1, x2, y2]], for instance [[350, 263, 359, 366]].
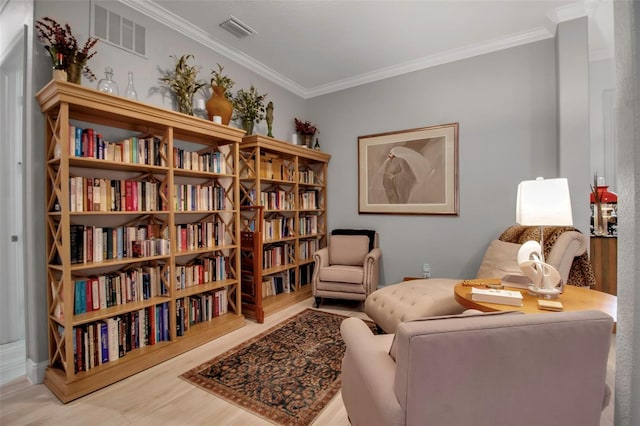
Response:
[[0, 340, 25, 386], [26, 357, 47, 385]]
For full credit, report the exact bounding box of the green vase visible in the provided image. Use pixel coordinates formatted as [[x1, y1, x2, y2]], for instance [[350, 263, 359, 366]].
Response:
[[242, 118, 254, 135], [66, 61, 84, 84]]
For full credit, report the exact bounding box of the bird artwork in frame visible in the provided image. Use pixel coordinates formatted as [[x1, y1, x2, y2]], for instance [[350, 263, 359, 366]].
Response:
[[358, 123, 459, 215]]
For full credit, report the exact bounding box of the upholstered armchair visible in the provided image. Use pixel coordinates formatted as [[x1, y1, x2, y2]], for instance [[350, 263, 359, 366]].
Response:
[[312, 230, 381, 308], [341, 310, 613, 426]]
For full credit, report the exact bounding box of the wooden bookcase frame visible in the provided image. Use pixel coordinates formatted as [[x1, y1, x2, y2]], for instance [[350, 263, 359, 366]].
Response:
[[239, 135, 330, 322], [37, 80, 246, 403]]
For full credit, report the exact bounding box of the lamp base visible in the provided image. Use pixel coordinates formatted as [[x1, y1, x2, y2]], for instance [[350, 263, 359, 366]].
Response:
[[528, 285, 561, 299]]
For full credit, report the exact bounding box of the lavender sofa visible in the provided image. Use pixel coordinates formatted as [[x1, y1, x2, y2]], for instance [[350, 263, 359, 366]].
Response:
[[341, 310, 613, 426]]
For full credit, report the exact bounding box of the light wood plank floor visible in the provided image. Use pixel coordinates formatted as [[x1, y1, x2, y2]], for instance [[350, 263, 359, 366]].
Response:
[[0, 298, 615, 425]]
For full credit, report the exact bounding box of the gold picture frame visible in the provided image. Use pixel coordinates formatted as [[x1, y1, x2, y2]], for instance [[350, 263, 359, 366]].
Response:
[[358, 123, 459, 215]]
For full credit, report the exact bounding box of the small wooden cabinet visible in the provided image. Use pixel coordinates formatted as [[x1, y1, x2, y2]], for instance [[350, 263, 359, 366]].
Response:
[[239, 135, 330, 322], [590, 236, 617, 295]]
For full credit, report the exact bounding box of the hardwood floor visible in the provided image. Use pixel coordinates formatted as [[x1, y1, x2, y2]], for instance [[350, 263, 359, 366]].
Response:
[[0, 298, 615, 425]]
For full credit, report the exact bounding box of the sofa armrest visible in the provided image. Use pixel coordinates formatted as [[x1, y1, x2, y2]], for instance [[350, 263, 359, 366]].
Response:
[[546, 230, 587, 284], [340, 318, 403, 426]]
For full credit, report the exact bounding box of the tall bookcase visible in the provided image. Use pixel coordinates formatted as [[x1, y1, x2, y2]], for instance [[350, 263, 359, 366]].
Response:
[[36, 80, 246, 403], [239, 135, 330, 322]]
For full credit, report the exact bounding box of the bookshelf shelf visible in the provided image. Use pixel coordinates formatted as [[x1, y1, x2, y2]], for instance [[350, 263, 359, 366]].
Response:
[[239, 135, 330, 323], [37, 79, 246, 403]]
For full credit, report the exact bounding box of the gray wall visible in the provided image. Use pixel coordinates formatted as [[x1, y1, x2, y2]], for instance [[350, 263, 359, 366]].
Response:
[[308, 40, 558, 284], [556, 17, 591, 237]]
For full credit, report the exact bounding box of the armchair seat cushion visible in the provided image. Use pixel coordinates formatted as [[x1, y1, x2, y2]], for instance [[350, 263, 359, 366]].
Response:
[[319, 265, 364, 284]]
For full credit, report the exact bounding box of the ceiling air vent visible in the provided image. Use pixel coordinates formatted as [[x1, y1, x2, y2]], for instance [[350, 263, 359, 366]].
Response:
[[219, 16, 256, 38]]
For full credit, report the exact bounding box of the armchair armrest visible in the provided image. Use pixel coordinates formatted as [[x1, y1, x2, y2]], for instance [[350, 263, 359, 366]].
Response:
[[340, 318, 402, 426], [363, 247, 382, 295], [546, 231, 587, 284], [313, 247, 329, 267]]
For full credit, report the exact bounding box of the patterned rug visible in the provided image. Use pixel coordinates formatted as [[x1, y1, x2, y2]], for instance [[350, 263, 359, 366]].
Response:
[[180, 308, 371, 425]]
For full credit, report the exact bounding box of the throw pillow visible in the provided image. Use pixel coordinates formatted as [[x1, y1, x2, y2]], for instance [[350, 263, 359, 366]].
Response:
[[476, 239, 522, 279]]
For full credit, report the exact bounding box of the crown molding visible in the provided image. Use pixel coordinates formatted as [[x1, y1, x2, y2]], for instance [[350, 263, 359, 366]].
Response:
[[549, 1, 589, 24], [118, 0, 308, 97], [119, 0, 580, 99], [305, 27, 554, 98]]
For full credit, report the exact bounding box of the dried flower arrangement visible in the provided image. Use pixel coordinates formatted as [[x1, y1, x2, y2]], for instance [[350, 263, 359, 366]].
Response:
[[232, 85, 268, 134], [35, 17, 98, 81], [160, 54, 207, 115], [210, 63, 234, 97], [294, 118, 317, 136]]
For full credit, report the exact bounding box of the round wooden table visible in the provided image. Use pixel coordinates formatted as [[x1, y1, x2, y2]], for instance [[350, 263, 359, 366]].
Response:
[[454, 282, 617, 330]]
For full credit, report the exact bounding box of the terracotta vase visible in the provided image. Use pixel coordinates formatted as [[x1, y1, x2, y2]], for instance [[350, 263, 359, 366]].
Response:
[[206, 86, 233, 125]]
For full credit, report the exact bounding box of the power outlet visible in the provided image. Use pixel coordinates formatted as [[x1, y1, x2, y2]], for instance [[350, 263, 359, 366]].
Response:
[[422, 263, 431, 279]]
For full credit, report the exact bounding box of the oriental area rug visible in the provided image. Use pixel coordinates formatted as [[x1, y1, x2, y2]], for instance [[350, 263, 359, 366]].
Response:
[[180, 308, 373, 425]]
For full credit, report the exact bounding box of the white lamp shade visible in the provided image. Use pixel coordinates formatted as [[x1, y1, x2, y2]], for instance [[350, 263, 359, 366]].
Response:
[[516, 177, 573, 226]]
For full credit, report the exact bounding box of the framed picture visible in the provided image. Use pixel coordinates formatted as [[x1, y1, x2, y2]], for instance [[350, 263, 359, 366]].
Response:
[[358, 123, 459, 215]]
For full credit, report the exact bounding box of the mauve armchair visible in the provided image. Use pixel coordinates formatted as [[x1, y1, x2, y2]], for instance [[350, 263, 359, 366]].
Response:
[[341, 310, 613, 426], [312, 230, 381, 308]]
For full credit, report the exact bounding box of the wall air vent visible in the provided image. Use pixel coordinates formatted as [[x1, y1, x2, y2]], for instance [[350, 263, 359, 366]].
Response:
[[93, 4, 146, 57], [219, 16, 256, 38]]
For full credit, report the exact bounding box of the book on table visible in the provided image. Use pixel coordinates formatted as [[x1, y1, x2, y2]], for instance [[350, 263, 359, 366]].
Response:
[[471, 287, 523, 306], [500, 274, 532, 289]]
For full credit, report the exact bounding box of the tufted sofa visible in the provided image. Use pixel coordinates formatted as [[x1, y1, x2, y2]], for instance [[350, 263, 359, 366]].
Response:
[[365, 229, 589, 333]]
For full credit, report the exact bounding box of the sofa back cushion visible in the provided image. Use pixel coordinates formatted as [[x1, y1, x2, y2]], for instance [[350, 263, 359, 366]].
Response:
[[476, 239, 522, 278], [329, 235, 370, 266]]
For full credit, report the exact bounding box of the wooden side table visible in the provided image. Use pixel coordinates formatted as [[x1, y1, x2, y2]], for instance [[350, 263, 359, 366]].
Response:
[[590, 236, 617, 295], [454, 282, 617, 331]]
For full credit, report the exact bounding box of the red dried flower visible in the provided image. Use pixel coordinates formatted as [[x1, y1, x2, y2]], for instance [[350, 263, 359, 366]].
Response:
[[35, 17, 99, 80], [294, 118, 317, 135]]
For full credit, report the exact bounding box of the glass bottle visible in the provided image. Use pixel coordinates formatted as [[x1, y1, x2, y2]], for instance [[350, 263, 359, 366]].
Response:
[[123, 71, 138, 100], [97, 67, 119, 95], [314, 138, 320, 151]]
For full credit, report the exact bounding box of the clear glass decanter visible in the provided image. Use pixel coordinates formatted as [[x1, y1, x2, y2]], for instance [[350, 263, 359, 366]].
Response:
[[97, 67, 119, 95], [124, 71, 138, 100]]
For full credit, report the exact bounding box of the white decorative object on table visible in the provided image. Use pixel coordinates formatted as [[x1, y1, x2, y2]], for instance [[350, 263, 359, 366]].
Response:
[[515, 177, 573, 298]]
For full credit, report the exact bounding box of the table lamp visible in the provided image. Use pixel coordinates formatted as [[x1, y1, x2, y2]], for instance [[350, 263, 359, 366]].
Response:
[[515, 177, 573, 297]]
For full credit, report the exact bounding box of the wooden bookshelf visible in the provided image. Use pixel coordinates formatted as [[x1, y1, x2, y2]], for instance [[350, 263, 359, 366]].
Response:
[[37, 80, 246, 403], [239, 135, 330, 322]]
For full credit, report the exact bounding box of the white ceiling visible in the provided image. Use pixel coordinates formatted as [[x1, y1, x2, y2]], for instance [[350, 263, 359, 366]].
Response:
[[120, 0, 612, 98]]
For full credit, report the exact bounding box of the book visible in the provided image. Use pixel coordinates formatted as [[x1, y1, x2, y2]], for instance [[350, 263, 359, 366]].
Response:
[[471, 287, 523, 307], [537, 299, 564, 311], [501, 274, 532, 290]]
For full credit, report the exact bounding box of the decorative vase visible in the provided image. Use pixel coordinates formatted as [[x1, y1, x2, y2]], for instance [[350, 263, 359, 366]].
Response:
[[53, 69, 67, 81], [241, 118, 254, 135], [206, 86, 233, 125], [66, 61, 84, 84]]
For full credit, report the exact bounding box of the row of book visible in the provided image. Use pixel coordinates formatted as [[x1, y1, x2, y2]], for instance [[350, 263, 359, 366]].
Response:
[[65, 126, 167, 167], [174, 256, 228, 290], [173, 147, 227, 173], [263, 217, 295, 241], [72, 303, 170, 373], [263, 243, 293, 270], [73, 265, 167, 314], [262, 270, 295, 298], [299, 215, 319, 236], [176, 288, 229, 336], [258, 157, 294, 182], [174, 183, 228, 212], [299, 239, 319, 261], [68, 177, 165, 213], [299, 263, 315, 286], [298, 169, 318, 185], [175, 221, 227, 252], [260, 190, 295, 210], [69, 224, 170, 264], [299, 190, 319, 209]]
